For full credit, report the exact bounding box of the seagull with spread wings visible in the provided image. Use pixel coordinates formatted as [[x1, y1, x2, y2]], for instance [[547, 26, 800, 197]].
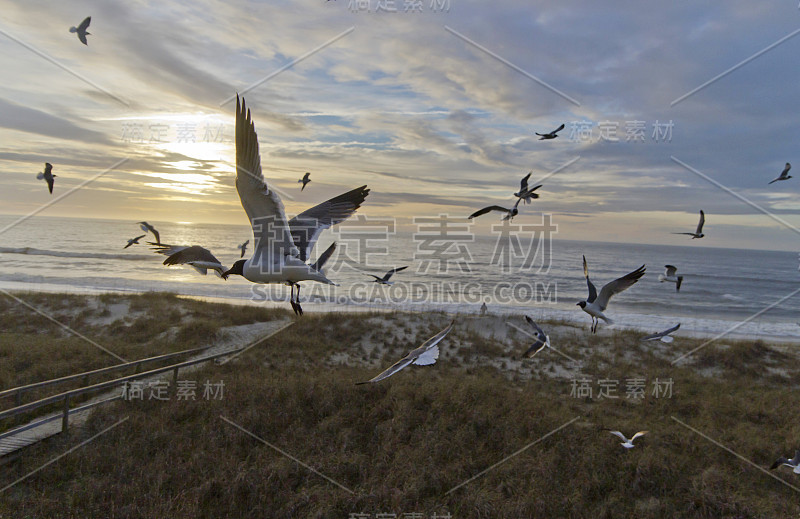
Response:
[[606, 430, 648, 449], [513, 173, 542, 205], [36, 163, 56, 194], [151, 244, 228, 278], [469, 198, 523, 221], [535, 123, 565, 140], [123, 235, 146, 249], [770, 450, 800, 474], [237, 240, 249, 258], [769, 163, 792, 185], [521, 316, 551, 358], [578, 255, 645, 333], [658, 265, 683, 292], [299, 172, 311, 191], [138, 221, 161, 244], [640, 323, 680, 343], [368, 266, 408, 285], [673, 210, 705, 239], [356, 321, 454, 384], [69, 16, 91, 45], [220, 96, 369, 315]]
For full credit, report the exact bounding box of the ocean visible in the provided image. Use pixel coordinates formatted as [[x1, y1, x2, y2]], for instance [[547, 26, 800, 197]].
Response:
[[1, 214, 798, 341]]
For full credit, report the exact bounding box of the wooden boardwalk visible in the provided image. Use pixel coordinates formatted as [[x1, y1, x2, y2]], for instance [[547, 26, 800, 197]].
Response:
[[0, 320, 292, 457]]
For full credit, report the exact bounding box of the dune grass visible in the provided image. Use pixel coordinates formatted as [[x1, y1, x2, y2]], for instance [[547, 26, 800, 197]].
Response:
[[2, 293, 800, 518]]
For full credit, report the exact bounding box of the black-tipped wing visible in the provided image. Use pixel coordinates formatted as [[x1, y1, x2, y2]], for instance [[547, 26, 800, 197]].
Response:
[[469, 205, 510, 219], [522, 316, 549, 357], [162, 245, 222, 267], [310, 242, 336, 272], [78, 16, 91, 32], [695, 210, 705, 234], [664, 265, 678, 277], [771, 456, 790, 470], [583, 255, 597, 303], [519, 172, 531, 191], [595, 265, 646, 311], [553, 123, 565, 134], [288, 185, 370, 261], [383, 265, 408, 281], [641, 323, 680, 341]]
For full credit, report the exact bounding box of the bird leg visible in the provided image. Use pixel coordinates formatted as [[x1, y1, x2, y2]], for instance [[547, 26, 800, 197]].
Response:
[[288, 283, 299, 315], [295, 283, 303, 316]]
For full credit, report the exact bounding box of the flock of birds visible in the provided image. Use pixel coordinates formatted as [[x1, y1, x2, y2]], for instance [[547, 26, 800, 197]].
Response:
[[28, 19, 800, 462]]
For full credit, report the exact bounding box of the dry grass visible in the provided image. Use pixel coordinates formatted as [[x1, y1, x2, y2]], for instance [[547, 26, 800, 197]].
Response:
[[2, 292, 800, 518]]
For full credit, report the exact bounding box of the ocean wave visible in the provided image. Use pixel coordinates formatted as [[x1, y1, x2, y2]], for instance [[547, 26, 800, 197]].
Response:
[[0, 247, 153, 261]]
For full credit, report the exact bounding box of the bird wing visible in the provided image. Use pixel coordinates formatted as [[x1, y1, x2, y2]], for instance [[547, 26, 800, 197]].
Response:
[[310, 242, 336, 272], [595, 265, 646, 311], [288, 185, 370, 261], [78, 31, 88, 45], [583, 255, 598, 303], [44, 163, 52, 175], [408, 320, 455, 359], [630, 431, 648, 442], [468, 205, 510, 219], [368, 274, 385, 282], [662, 323, 680, 335], [553, 123, 565, 134], [235, 96, 299, 262], [149, 243, 187, 256], [695, 210, 705, 234], [412, 345, 440, 366], [639, 332, 663, 341], [522, 316, 548, 357], [46, 176, 54, 193], [608, 431, 628, 442], [519, 172, 531, 191], [78, 16, 91, 31], [356, 355, 416, 384], [768, 177, 781, 184], [383, 265, 408, 281], [784, 163, 792, 176], [664, 265, 677, 277], [770, 457, 789, 470], [162, 246, 223, 268]]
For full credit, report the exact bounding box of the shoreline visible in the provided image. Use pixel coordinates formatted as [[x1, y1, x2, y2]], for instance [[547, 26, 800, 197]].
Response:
[[3, 281, 799, 344]]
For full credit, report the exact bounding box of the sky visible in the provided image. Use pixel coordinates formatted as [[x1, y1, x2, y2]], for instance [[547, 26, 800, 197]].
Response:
[[1, 0, 799, 251]]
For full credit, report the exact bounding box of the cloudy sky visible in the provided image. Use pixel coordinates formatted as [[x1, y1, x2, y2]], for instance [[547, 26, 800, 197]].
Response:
[[1, 0, 799, 250]]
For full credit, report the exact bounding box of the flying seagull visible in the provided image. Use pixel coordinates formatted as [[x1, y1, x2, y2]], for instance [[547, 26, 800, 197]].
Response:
[[299, 172, 311, 191], [151, 244, 228, 278], [578, 255, 645, 333], [521, 316, 550, 358], [138, 221, 161, 244], [36, 163, 56, 194], [469, 198, 523, 221], [123, 235, 146, 249], [238, 240, 249, 258], [69, 16, 91, 45], [673, 210, 705, 239], [658, 265, 683, 292], [640, 323, 680, 343], [356, 321, 454, 384], [513, 173, 543, 205], [535, 123, 565, 140], [368, 266, 408, 285], [770, 450, 800, 474], [769, 163, 792, 184], [606, 430, 648, 449], [220, 96, 369, 316]]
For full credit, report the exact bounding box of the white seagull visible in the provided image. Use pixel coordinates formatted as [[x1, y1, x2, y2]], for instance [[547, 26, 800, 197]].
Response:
[[151, 244, 228, 278], [123, 235, 146, 249], [238, 240, 249, 258], [69, 16, 91, 45], [356, 321, 454, 384], [368, 266, 408, 285], [138, 221, 161, 244], [673, 210, 705, 239], [513, 172, 543, 205], [769, 163, 792, 185], [770, 450, 800, 474], [521, 316, 550, 358], [640, 323, 680, 343], [578, 255, 645, 333], [220, 96, 369, 315], [658, 265, 683, 292], [607, 430, 648, 449], [36, 162, 56, 194]]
